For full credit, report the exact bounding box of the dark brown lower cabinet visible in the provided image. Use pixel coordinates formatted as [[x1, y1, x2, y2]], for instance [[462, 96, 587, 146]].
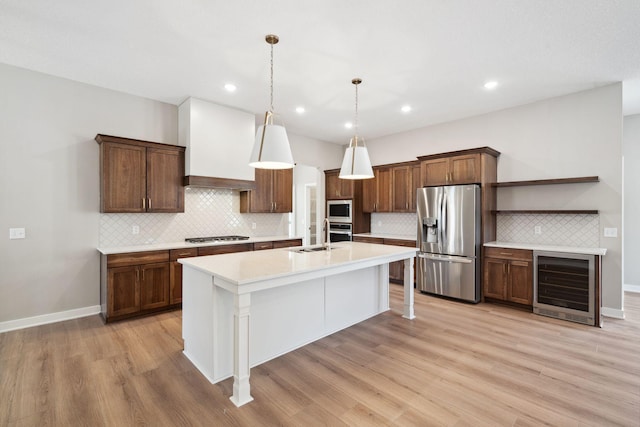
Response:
[[101, 239, 303, 323], [102, 250, 171, 322], [483, 247, 533, 305], [352, 236, 417, 284]]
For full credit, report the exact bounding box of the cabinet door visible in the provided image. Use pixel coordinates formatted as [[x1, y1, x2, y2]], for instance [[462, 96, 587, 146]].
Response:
[[483, 258, 507, 300], [169, 262, 183, 305], [392, 166, 411, 212], [389, 260, 404, 283], [507, 260, 533, 305], [362, 170, 378, 212], [450, 154, 480, 184], [248, 168, 274, 212], [101, 142, 146, 213], [376, 168, 392, 212], [325, 172, 341, 200], [410, 163, 421, 211], [146, 147, 185, 213], [338, 177, 355, 199], [421, 158, 449, 186], [140, 262, 170, 311], [273, 169, 293, 213], [107, 266, 140, 317]]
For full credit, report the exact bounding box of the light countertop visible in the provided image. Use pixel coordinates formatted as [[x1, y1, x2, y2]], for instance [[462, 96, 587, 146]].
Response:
[[97, 235, 302, 255], [353, 233, 416, 241], [179, 241, 417, 286], [484, 241, 607, 256]]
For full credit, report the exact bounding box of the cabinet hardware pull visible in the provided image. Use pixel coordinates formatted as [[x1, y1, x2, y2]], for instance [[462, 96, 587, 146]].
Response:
[[148, 199, 151, 210], [500, 252, 513, 256], [141, 269, 145, 281], [178, 252, 191, 256], [142, 198, 146, 209], [136, 269, 140, 282]]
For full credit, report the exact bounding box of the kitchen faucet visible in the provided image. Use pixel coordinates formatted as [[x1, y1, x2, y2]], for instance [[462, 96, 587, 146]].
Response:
[[323, 218, 331, 251]]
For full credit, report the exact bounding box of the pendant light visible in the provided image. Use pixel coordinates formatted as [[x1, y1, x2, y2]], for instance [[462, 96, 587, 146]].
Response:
[[249, 34, 294, 170], [339, 78, 374, 179]]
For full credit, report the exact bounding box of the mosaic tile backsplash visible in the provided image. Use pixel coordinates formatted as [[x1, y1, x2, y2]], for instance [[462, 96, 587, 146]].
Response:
[[99, 188, 289, 248], [371, 213, 417, 237], [496, 213, 600, 247]]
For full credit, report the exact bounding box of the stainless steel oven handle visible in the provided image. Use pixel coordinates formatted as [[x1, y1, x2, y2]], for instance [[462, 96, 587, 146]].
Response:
[[418, 253, 473, 264], [329, 230, 352, 235]]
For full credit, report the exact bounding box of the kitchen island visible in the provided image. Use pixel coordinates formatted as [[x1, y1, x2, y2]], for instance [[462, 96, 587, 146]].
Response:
[[179, 241, 416, 407]]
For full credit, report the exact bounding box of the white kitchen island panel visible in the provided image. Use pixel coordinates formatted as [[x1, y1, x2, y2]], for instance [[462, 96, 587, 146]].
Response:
[[179, 242, 416, 407]]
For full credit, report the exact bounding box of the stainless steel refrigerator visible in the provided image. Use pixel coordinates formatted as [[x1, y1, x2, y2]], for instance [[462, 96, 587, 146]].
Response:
[[416, 184, 481, 303]]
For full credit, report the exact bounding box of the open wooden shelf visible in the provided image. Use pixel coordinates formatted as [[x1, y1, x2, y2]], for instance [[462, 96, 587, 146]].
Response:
[[492, 176, 599, 188], [492, 210, 599, 215]]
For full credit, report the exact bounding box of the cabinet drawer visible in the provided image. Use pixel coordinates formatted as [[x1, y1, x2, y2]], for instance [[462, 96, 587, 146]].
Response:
[[383, 238, 417, 248], [353, 236, 384, 244], [107, 250, 170, 268], [198, 243, 252, 256], [272, 239, 302, 249], [484, 247, 532, 261], [170, 248, 199, 261], [253, 241, 274, 251]]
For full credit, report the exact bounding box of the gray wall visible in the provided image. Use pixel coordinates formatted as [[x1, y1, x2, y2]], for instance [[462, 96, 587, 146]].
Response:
[[367, 84, 624, 313], [0, 63, 344, 325], [624, 114, 640, 289], [0, 63, 178, 323]]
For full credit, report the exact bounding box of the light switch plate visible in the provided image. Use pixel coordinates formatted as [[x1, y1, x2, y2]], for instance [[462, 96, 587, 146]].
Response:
[[604, 227, 618, 238], [9, 228, 26, 239]]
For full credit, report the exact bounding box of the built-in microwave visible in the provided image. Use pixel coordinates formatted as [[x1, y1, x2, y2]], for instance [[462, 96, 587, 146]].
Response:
[[327, 200, 352, 223]]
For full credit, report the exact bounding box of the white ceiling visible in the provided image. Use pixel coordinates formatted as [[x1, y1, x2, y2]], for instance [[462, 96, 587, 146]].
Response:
[[1, 0, 640, 144]]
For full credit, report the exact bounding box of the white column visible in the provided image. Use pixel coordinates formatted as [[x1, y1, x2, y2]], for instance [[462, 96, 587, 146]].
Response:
[[403, 257, 416, 320], [230, 292, 254, 407]]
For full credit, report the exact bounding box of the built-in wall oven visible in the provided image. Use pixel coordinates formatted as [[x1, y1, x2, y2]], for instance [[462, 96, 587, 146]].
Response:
[[327, 200, 352, 223], [329, 222, 352, 242], [533, 251, 595, 326]]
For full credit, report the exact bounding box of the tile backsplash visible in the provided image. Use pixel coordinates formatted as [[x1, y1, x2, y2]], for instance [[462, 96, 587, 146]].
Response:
[[496, 213, 600, 247], [99, 188, 289, 248], [371, 213, 417, 237]]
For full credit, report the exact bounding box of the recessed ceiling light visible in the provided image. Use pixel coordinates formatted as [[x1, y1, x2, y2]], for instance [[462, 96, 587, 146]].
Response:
[[224, 83, 237, 92], [344, 122, 353, 129], [295, 106, 305, 114], [484, 81, 498, 90], [401, 105, 412, 113]]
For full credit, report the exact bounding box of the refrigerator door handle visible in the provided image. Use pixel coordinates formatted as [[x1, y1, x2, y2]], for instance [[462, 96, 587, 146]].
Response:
[[418, 253, 474, 264]]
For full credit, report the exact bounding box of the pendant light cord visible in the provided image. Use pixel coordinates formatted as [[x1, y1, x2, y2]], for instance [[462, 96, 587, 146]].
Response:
[[354, 82, 359, 139], [270, 41, 274, 113]]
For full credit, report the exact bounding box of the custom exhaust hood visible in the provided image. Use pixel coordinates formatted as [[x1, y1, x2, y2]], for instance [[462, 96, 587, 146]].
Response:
[[179, 97, 256, 190]]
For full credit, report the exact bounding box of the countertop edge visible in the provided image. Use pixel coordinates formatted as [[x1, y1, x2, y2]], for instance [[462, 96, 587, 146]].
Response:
[[353, 233, 417, 241], [484, 241, 607, 256], [97, 235, 304, 255]]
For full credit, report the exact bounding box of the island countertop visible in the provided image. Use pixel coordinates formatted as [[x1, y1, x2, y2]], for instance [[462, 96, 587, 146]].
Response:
[[179, 241, 417, 287]]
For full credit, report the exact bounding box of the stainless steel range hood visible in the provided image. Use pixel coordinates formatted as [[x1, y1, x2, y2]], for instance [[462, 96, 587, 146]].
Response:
[[179, 97, 256, 190]]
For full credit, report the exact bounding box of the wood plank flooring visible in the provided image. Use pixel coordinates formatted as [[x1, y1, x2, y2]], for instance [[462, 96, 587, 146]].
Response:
[[1, 288, 639, 426]]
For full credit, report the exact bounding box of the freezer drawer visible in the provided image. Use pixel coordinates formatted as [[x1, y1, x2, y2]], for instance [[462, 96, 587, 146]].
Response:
[[418, 253, 479, 303]]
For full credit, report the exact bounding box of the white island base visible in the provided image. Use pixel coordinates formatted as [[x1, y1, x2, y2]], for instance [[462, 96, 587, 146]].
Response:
[[179, 242, 416, 407]]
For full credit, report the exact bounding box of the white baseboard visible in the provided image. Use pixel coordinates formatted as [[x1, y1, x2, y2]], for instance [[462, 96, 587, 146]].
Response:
[[601, 306, 625, 319], [0, 305, 101, 334], [624, 284, 640, 293]]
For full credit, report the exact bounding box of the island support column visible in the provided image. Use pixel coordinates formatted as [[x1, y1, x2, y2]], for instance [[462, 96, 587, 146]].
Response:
[[403, 257, 416, 320], [230, 293, 253, 407]]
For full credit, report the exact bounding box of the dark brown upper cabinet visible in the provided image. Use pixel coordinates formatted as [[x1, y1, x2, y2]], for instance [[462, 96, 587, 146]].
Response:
[[96, 134, 185, 213]]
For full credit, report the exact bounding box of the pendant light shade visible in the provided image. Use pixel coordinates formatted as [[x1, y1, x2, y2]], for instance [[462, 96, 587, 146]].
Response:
[[249, 34, 294, 170], [339, 78, 374, 179]]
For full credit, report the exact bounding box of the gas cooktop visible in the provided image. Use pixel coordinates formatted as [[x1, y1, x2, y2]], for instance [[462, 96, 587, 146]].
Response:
[[185, 235, 250, 243]]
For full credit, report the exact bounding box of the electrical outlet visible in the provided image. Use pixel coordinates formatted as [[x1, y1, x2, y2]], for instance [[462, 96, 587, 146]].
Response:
[[604, 228, 618, 238], [9, 228, 26, 239], [252, 222, 256, 230], [132, 225, 140, 235], [534, 226, 542, 235]]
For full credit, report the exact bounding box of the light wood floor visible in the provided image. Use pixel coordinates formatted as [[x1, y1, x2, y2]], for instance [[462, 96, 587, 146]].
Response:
[[2, 288, 639, 426]]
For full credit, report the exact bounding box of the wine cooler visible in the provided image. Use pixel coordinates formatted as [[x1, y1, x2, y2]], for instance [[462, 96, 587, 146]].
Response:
[[533, 251, 595, 326]]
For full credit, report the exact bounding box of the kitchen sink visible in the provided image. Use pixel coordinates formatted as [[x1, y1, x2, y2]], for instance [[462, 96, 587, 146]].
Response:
[[289, 245, 339, 253]]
